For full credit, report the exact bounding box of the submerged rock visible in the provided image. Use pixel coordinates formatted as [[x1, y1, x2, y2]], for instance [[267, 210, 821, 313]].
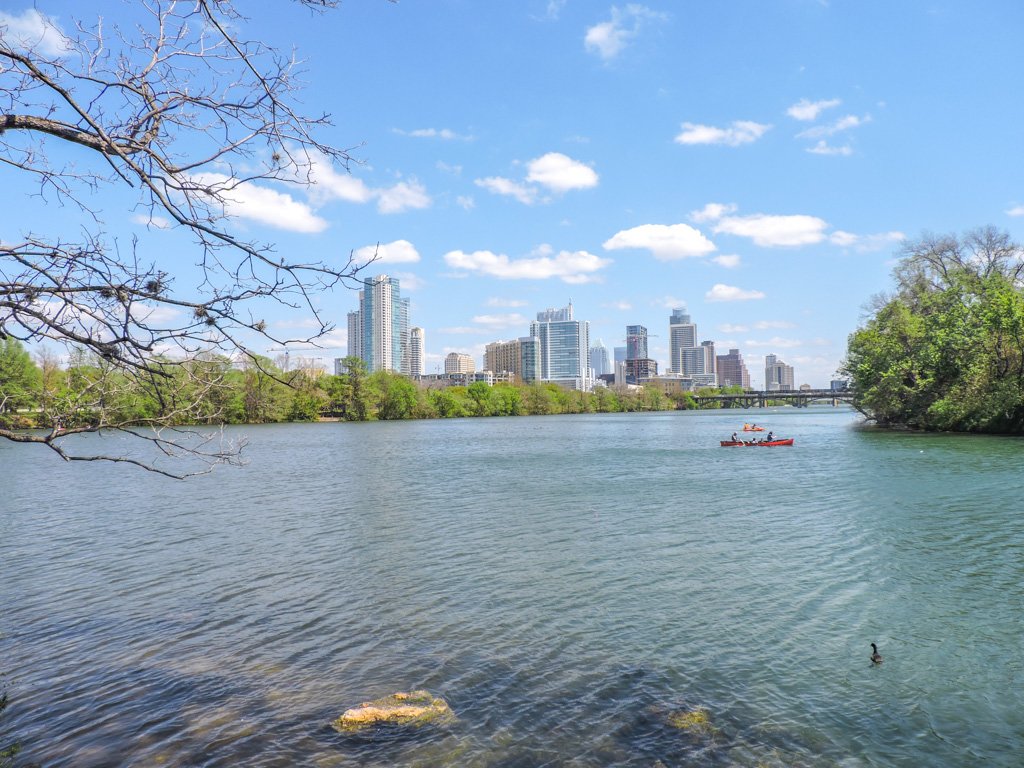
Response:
[[332, 690, 455, 732], [666, 706, 717, 736]]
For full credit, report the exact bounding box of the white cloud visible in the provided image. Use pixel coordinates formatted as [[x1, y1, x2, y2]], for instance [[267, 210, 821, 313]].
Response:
[[797, 114, 870, 139], [302, 150, 430, 213], [754, 320, 797, 330], [475, 152, 597, 204], [744, 336, 805, 348], [541, 0, 568, 20], [807, 140, 853, 156], [653, 295, 688, 309], [353, 239, 421, 264], [713, 213, 828, 247], [377, 179, 431, 214], [486, 297, 528, 308], [829, 230, 904, 251], [1007, 205, 1024, 217], [526, 152, 599, 192], [603, 223, 716, 260], [584, 5, 667, 61], [394, 127, 471, 140], [475, 176, 538, 205], [131, 214, 172, 229], [192, 173, 327, 233], [443, 244, 611, 283], [712, 254, 741, 268], [690, 202, 737, 223], [718, 323, 749, 333], [439, 326, 484, 335], [304, 150, 374, 205], [456, 195, 476, 210], [604, 300, 633, 310], [471, 313, 529, 328], [787, 98, 841, 121], [675, 121, 771, 147], [390, 271, 425, 291], [0, 9, 69, 56], [706, 283, 765, 302], [436, 161, 463, 175]]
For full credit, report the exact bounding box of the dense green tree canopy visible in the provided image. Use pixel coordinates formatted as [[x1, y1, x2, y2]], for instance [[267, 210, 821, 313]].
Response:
[[843, 227, 1024, 432]]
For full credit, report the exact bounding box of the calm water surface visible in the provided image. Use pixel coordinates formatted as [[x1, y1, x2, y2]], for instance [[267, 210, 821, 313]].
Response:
[[2, 408, 1023, 766]]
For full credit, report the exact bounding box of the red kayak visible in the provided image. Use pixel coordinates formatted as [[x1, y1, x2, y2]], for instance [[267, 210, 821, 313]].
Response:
[[720, 439, 794, 447]]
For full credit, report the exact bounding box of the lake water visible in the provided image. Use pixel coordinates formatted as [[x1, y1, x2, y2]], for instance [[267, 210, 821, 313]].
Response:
[[2, 408, 1023, 767]]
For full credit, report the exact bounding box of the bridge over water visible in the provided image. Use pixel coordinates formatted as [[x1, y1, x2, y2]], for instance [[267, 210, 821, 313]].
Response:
[[692, 388, 855, 408]]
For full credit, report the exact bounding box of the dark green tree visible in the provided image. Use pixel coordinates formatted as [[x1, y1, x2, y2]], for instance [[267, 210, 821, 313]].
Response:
[[843, 227, 1024, 432]]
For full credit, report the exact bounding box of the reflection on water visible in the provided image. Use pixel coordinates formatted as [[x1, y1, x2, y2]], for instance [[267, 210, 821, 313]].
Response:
[[2, 409, 1023, 766]]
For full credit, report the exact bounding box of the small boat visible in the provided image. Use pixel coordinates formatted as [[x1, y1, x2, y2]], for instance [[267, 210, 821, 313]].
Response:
[[720, 439, 794, 447], [742, 424, 765, 432]]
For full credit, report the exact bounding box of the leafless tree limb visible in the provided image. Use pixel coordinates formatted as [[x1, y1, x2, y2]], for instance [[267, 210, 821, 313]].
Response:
[[1, 0, 383, 474]]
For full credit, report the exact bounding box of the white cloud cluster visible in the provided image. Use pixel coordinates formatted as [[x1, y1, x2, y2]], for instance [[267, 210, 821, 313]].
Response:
[[443, 244, 610, 283], [0, 8, 69, 56], [603, 223, 716, 260], [584, 5, 667, 61], [706, 284, 765, 302], [377, 180, 431, 214], [690, 202, 738, 222], [394, 127, 472, 140], [526, 152, 599, 193], [807, 141, 852, 156], [353, 239, 421, 265], [486, 297, 528, 308], [675, 120, 771, 147], [476, 152, 598, 205], [471, 313, 529, 328], [304, 150, 431, 214], [712, 254, 741, 268], [787, 98, 841, 121], [829, 230, 904, 251], [1007, 205, 1024, 217], [713, 213, 829, 247], [792, 108, 871, 156], [192, 172, 328, 233], [797, 114, 870, 139]]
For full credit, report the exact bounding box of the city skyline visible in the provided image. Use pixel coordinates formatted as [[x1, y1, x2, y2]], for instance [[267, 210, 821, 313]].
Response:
[[5, 3, 1022, 389]]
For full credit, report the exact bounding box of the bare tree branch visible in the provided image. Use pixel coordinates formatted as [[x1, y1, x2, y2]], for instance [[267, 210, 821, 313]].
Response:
[[0, 0, 386, 474]]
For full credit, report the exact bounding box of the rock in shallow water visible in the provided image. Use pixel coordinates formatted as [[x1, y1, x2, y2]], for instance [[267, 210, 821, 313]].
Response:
[[332, 690, 455, 732]]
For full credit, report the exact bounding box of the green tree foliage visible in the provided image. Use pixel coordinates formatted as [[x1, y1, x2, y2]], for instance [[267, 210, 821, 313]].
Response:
[[371, 371, 420, 420], [843, 227, 1024, 432], [0, 338, 41, 418]]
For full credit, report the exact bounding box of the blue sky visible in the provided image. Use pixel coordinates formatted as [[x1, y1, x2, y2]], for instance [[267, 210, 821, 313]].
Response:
[[5, 1, 1024, 387]]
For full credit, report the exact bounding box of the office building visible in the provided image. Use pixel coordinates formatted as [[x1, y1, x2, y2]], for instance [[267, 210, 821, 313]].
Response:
[[589, 340, 611, 377], [409, 327, 424, 377], [348, 274, 410, 374], [444, 352, 475, 374], [668, 307, 697, 374], [765, 353, 795, 391], [626, 325, 648, 361], [716, 348, 751, 388], [483, 337, 540, 383], [529, 302, 592, 390]]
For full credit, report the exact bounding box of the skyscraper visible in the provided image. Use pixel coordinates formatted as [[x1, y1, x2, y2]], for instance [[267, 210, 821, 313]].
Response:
[[348, 274, 410, 374], [716, 348, 750, 388], [445, 352, 474, 374], [589, 339, 610, 377], [409, 326, 424, 377], [668, 307, 697, 374], [529, 302, 592, 391], [764, 354, 795, 391], [625, 325, 648, 361]]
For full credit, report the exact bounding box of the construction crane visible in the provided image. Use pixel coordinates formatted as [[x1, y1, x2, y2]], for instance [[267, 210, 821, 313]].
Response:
[[266, 346, 324, 373]]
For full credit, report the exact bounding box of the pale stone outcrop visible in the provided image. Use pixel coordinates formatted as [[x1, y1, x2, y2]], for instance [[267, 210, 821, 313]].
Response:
[[332, 690, 454, 732]]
